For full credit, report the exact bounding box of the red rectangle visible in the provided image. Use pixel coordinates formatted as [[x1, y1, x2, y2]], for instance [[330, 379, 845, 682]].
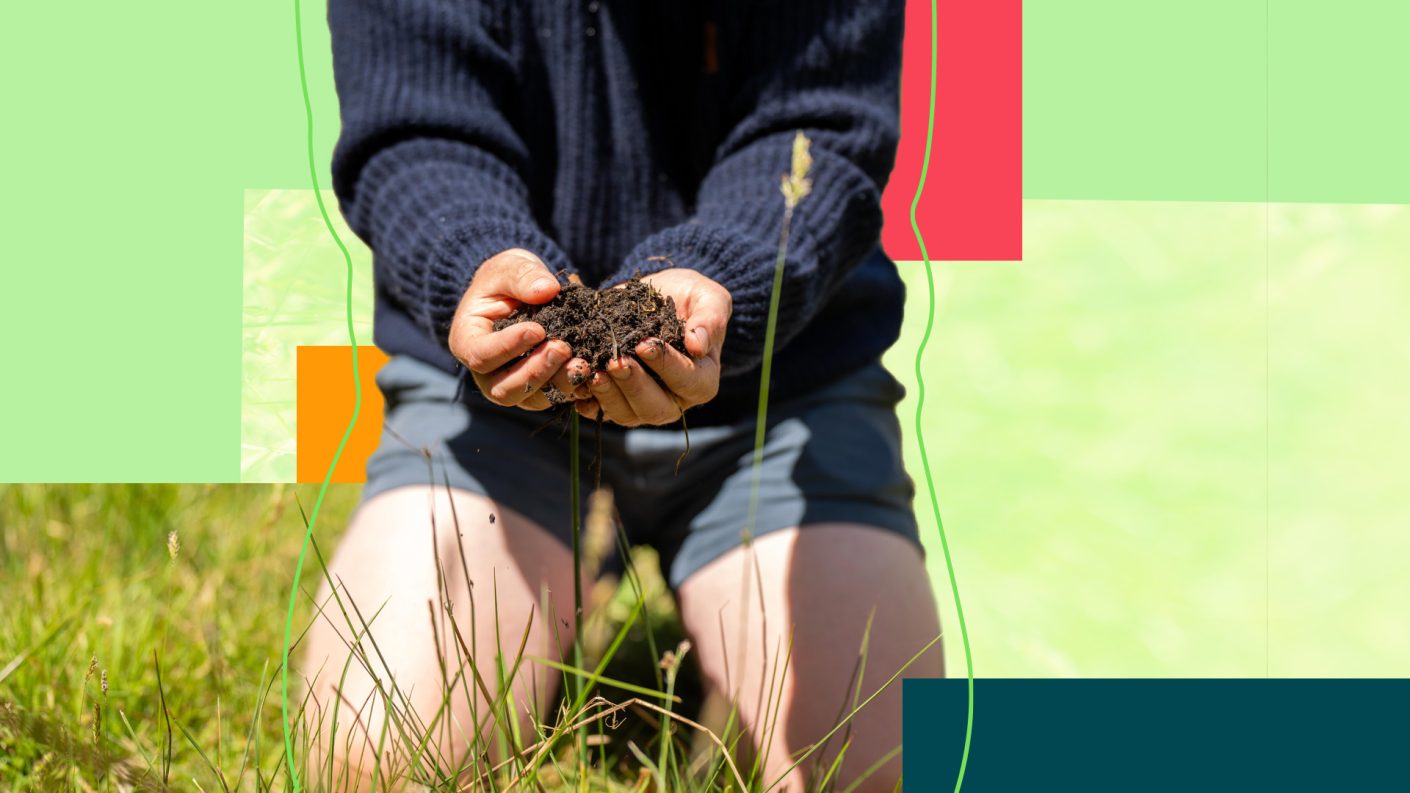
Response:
[[881, 0, 1022, 261]]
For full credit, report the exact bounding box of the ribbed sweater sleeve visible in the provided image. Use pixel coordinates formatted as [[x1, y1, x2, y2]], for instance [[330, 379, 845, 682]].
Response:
[[603, 0, 904, 376], [328, 0, 571, 347]]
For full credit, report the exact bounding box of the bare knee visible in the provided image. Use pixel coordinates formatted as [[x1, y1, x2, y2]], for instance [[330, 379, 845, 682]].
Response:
[[678, 524, 942, 792], [298, 486, 578, 784]]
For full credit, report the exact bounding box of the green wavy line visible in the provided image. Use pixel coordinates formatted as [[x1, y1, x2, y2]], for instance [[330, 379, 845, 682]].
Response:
[[281, 0, 364, 788], [909, 1, 975, 790], [276, 1, 972, 789]]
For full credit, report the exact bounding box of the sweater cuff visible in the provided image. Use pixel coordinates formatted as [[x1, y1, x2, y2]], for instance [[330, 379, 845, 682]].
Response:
[[350, 140, 576, 348], [608, 222, 808, 376], [605, 140, 882, 376]]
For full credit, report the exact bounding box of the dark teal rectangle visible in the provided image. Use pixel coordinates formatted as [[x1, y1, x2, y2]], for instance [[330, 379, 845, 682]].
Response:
[[904, 679, 1410, 791]]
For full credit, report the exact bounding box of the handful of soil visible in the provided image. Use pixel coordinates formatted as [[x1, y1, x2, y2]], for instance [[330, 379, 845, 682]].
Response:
[[494, 276, 687, 402]]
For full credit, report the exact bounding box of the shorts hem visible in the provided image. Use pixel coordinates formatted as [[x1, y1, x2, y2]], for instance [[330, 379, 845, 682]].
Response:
[[667, 502, 920, 588]]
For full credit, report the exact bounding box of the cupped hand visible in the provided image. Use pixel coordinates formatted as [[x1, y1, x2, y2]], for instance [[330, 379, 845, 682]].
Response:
[[448, 249, 592, 410], [576, 268, 731, 426]]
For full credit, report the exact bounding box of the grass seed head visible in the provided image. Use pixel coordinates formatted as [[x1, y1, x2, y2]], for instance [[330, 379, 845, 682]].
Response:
[[781, 130, 814, 209], [659, 639, 693, 674]]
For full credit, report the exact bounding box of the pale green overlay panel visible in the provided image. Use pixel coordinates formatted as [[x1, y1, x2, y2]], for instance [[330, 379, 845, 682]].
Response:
[[1266, 204, 1410, 675], [240, 196, 1410, 675], [241, 190, 372, 483], [883, 201, 1410, 677], [888, 201, 1267, 676]]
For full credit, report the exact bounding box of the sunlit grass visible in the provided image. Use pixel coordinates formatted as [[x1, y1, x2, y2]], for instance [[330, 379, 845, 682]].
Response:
[[0, 484, 916, 790]]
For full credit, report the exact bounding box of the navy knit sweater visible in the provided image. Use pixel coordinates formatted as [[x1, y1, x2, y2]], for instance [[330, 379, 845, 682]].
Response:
[[328, 0, 907, 424]]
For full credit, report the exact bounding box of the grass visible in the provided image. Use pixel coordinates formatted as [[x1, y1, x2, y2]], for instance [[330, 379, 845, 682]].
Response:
[[0, 484, 344, 789], [0, 483, 921, 791]]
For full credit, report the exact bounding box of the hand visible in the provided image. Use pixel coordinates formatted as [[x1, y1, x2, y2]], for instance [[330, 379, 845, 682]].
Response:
[[448, 249, 592, 410], [576, 268, 731, 426]]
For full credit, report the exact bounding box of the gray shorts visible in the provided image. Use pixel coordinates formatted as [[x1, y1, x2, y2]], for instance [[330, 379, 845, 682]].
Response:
[[362, 355, 920, 587]]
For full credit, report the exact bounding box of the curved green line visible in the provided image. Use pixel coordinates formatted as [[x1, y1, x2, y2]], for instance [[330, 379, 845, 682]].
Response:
[[282, 0, 364, 788], [909, 1, 974, 790]]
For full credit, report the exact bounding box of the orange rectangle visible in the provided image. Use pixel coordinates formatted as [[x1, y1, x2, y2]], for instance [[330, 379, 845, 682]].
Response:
[[296, 345, 390, 484]]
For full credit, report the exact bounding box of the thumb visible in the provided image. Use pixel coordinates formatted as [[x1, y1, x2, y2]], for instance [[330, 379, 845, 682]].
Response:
[[477, 249, 560, 305], [683, 286, 731, 360]]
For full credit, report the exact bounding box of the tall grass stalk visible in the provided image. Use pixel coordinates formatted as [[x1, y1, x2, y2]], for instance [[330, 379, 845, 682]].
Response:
[[743, 130, 813, 542], [568, 409, 588, 774]]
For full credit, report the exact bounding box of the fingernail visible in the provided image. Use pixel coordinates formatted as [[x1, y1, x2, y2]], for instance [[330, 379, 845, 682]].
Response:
[[692, 327, 709, 347], [531, 277, 556, 293], [609, 360, 631, 380], [638, 339, 661, 360], [592, 373, 611, 392], [544, 346, 563, 366]]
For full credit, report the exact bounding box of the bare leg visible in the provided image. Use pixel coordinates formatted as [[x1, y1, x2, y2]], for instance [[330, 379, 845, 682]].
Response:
[[677, 525, 943, 793], [299, 485, 578, 789]]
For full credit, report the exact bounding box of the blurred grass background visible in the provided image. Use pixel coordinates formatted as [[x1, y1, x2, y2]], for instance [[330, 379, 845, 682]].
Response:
[[4, 198, 1408, 787]]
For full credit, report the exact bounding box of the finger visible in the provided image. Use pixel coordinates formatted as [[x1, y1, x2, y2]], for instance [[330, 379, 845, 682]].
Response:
[[454, 321, 545, 373], [479, 340, 571, 406], [681, 288, 731, 359], [589, 370, 640, 427], [520, 391, 554, 411], [607, 356, 681, 425], [635, 338, 718, 406], [550, 357, 593, 401], [574, 398, 600, 420], [476, 249, 561, 304]]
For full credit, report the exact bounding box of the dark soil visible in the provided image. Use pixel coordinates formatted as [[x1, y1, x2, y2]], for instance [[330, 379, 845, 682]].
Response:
[[494, 276, 686, 402]]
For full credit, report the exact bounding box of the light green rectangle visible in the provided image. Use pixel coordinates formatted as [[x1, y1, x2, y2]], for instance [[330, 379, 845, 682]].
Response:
[[1268, 2, 1410, 204], [0, 1, 338, 482], [1026, 0, 1410, 204], [1025, 0, 1268, 202]]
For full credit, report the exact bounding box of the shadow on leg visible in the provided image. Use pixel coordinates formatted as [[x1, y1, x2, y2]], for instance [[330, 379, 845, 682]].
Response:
[[677, 524, 943, 793]]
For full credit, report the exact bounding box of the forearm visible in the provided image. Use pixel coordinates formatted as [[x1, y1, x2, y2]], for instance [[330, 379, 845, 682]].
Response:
[[609, 136, 885, 376], [342, 138, 571, 342], [328, 0, 569, 346]]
